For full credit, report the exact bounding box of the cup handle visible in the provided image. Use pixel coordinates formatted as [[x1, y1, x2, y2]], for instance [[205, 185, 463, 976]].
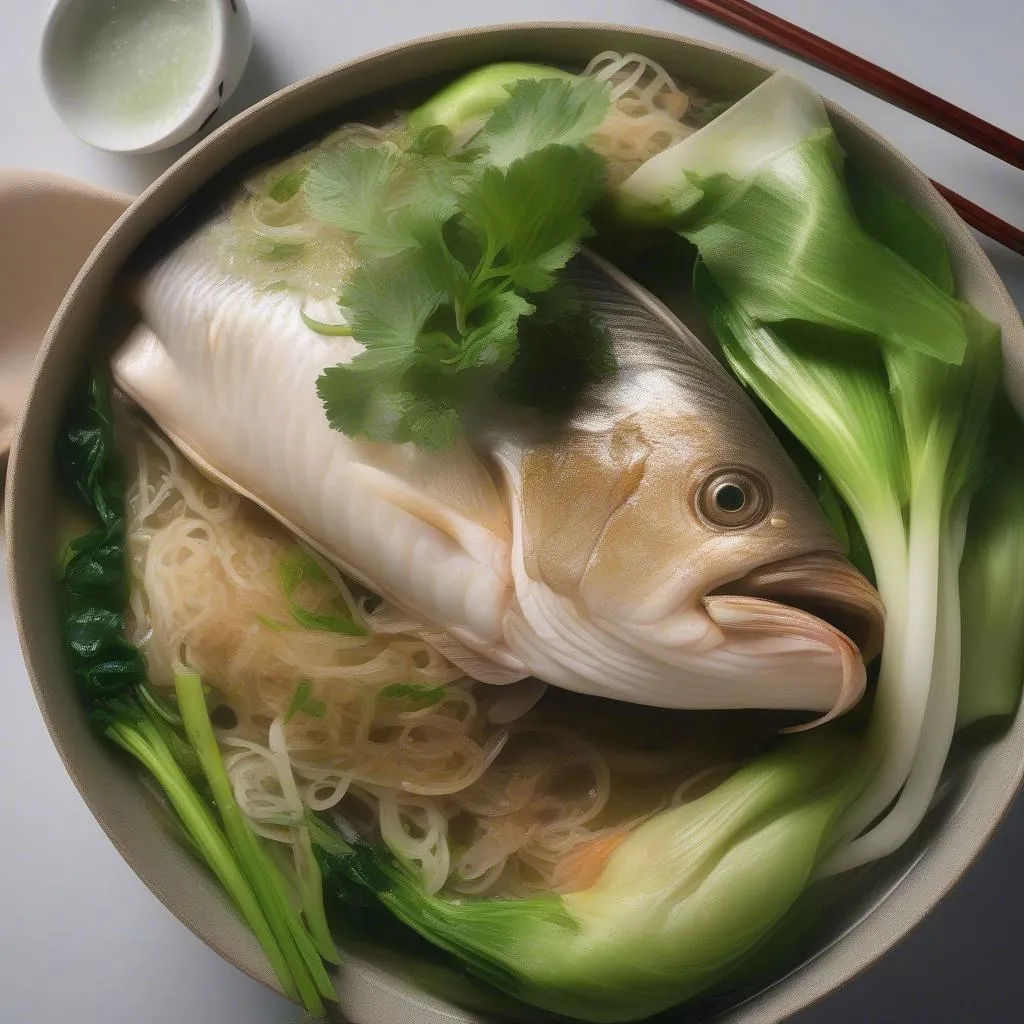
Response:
[[0, 169, 132, 471]]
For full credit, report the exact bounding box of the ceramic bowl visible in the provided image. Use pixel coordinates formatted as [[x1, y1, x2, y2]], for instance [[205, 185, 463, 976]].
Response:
[[40, 0, 252, 154], [8, 22, 1024, 1024]]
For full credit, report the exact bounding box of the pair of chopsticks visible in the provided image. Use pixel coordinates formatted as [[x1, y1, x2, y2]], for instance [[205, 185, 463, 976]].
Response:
[[668, 0, 1024, 257]]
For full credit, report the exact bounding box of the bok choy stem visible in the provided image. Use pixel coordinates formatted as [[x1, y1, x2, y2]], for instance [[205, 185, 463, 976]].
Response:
[[105, 711, 301, 1002], [175, 671, 336, 1014], [956, 406, 1024, 728], [826, 499, 970, 871]]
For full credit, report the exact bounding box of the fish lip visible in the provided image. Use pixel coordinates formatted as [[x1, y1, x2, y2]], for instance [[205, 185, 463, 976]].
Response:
[[701, 592, 867, 728], [712, 551, 885, 664]]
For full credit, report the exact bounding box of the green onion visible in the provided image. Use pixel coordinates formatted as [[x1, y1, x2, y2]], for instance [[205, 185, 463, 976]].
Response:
[[269, 169, 308, 203], [300, 309, 354, 336], [284, 679, 327, 723], [380, 683, 446, 707]]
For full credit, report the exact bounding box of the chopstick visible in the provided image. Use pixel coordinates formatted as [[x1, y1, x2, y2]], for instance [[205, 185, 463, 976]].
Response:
[[673, 0, 1024, 169], [931, 183, 1024, 257], [667, 0, 1024, 256]]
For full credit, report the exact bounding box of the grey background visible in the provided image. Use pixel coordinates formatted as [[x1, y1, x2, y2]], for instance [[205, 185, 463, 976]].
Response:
[[1, 1, 1022, 1022]]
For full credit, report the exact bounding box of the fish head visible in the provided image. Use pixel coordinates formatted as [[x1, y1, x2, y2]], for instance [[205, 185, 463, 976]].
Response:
[[503, 255, 883, 721]]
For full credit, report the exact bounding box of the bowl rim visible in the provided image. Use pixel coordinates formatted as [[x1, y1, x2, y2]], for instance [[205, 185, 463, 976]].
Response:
[[10, 19, 1024, 1024]]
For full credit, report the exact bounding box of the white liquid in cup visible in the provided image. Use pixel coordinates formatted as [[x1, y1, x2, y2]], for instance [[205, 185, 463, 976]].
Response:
[[70, 0, 215, 132]]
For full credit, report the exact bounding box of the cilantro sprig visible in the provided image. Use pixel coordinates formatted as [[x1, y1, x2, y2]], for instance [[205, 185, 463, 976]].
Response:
[[308, 78, 615, 448]]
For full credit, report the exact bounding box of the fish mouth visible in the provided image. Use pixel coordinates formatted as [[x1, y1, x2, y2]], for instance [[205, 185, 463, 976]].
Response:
[[707, 552, 885, 727]]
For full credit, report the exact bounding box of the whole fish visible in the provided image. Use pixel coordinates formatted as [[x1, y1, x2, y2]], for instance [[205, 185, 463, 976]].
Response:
[[113, 231, 883, 719]]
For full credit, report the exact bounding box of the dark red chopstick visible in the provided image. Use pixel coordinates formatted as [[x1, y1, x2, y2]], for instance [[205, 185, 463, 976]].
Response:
[[668, 0, 1024, 256], [672, 0, 1024, 169], [931, 182, 1024, 257]]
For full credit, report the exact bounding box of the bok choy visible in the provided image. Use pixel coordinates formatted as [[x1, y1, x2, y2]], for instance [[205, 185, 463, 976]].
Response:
[[314, 734, 855, 1023], [58, 375, 338, 1014], [612, 73, 1009, 872], [956, 401, 1024, 729]]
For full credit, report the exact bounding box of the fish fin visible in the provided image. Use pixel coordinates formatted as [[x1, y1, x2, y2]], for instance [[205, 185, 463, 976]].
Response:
[[358, 433, 509, 534], [346, 461, 511, 578], [417, 628, 527, 685], [367, 599, 527, 685]]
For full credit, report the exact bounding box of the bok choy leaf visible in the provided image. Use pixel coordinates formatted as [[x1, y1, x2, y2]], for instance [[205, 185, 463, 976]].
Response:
[[956, 400, 1024, 729]]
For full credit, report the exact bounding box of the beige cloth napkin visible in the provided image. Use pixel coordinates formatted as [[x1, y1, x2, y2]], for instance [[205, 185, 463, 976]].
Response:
[[0, 169, 130, 467]]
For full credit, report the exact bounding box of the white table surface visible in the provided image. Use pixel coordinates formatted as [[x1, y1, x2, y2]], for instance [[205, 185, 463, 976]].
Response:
[[2, 2, 1022, 1022]]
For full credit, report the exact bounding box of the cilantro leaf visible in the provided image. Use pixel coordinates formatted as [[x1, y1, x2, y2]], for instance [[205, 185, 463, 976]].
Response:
[[459, 290, 534, 370], [305, 145, 399, 235], [317, 259, 447, 443], [343, 259, 445, 352], [314, 78, 618, 449], [499, 290, 617, 414], [475, 77, 611, 169], [304, 144, 467, 259], [409, 405, 460, 449], [459, 146, 607, 293]]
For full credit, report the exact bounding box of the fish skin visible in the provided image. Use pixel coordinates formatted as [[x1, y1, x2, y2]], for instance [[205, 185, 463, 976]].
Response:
[[113, 233, 879, 715], [490, 254, 871, 713]]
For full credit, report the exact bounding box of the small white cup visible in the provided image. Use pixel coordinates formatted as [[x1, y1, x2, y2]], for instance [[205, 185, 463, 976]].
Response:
[[41, 0, 253, 155]]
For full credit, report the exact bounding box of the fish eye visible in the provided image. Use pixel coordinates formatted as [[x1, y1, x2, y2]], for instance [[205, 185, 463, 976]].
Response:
[[695, 469, 772, 530]]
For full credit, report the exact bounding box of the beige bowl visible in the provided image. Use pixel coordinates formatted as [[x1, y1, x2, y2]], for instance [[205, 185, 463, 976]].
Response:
[[7, 22, 1024, 1024]]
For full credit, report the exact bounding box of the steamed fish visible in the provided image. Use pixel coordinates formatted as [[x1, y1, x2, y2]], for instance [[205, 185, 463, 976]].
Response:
[[113, 235, 883, 718]]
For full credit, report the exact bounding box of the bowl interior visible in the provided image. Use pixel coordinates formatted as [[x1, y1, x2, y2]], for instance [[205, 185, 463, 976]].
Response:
[[11, 22, 1024, 1024]]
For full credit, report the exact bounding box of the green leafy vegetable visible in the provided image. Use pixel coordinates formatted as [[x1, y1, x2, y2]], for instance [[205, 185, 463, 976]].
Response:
[[956, 399, 1024, 728], [310, 76, 613, 448], [614, 73, 1005, 874], [380, 683, 447, 708], [314, 735, 854, 1023], [57, 375, 339, 1013], [497, 292, 616, 414], [176, 671, 338, 1008]]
